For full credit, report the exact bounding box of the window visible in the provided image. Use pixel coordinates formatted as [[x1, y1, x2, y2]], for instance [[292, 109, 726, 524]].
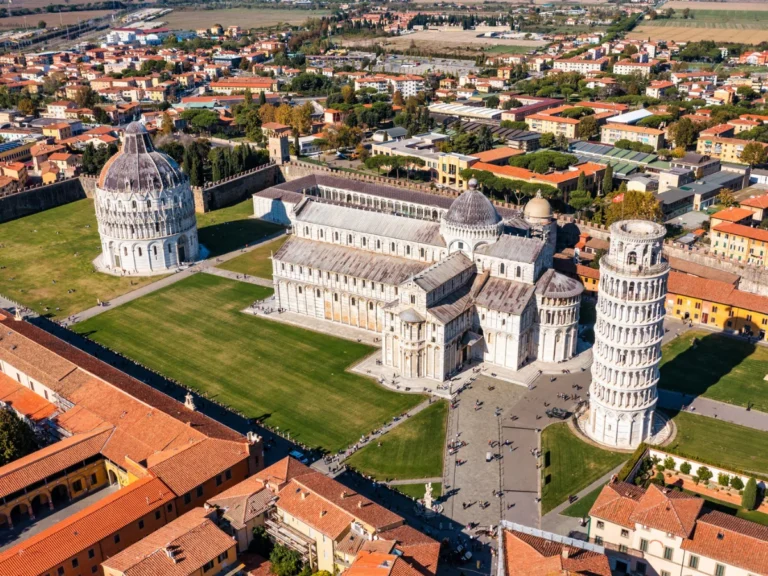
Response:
[[155, 510, 161, 520], [167, 504, 173, 512], [410, 295, 416, 304], [72, 479, 82, 492], [72, 559, 79, 569], [635, 561, 646, 575], [216, 474, 223, 486], [500, 263, 505, 275], [663, 546, 673, 560], [184, 492, 192, 505], [661, 572, 671, 576], [197, 486, 204, 498], [406, 245, 411, 255], [713, 306, 718, 312], [88, 549, 95, 559], [92, 567, 98, 574], [677, 298, 683, 305], [58, 569, 64, 576], [596, 521, 604, 529], [715, 564, 725, 576], [688, 555, 699, 569], [593, 536, 603, 545], [619, 544, 628, 553], [225, 469, 232, 481], [639, 539, 648, 552], [138, 247, 142, 257], [316, 289, 321, 298], [138, 519, 144, 530], [334, 293, 339, 302], [620, 529, 629, 538], [114, 533, 121, 544], [203, 560, 215, 572]]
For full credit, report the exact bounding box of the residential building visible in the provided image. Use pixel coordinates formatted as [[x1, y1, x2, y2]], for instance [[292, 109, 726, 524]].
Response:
[[525, 112, 580, 139], [696, 136, 768, 165], [210, 78, 278, 95], [552, 57, 608, 74], [102, 507, 238, 576], [646, 80, 675, 99], [589, 477, 768, 576], [370, 132, 450, 173], [600, 123, 665, 151], [712, 221, 768, 265], [710, 206, 754, 228], [739, 193, 768, 223], [612, 59, 656, 77]]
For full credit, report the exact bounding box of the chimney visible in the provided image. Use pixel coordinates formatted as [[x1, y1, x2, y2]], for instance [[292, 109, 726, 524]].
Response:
[[301, 492, 308, 500], [341, 491, 347, 499], [357, 501, 363, 509], [562, 548, 570, 560], [320, 510, 327, 517]]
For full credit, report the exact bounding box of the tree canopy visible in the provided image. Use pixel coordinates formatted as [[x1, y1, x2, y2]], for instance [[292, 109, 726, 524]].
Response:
[[0, 410, 39, 467]]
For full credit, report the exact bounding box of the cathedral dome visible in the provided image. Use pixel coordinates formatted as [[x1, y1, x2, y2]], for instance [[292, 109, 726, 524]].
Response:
[[97, 122, 185, 195], [524, 190, 552, 220], [445, 179, 501, 228]]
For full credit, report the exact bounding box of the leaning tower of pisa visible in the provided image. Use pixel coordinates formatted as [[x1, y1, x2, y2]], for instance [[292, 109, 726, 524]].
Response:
[[587, 220, 670, 449]]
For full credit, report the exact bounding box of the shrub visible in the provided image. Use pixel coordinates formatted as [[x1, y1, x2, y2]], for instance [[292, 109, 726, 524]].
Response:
[[731, 477, 745, 491], [656, 464, 666, 473], [718, 473, 731, 487], [653, 471, 665, 485], [618, 443, 649, 481], [743, 478, 758, 511], [663, 456, 676, 471], [680, 461, 692, 475]]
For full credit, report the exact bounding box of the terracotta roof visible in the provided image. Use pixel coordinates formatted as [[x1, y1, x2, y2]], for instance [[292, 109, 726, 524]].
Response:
[[0, 425, 112, 499], [629, 484, 703, 538], [102, 507, 236, 576], [0, 477, 175, 576], [589, 480, 645, 529], [740, 194, 768, 210], [0, 371, 57, 422], [602, 123, 664, 135], [710, 207, 754, 223], [277, 479, 354, 539], [470, 147, 525, 163], [254, 456, 313, 490], [713, 222, 768, 243], [682, 510, 768, 575], [503, 529, 612, 576]]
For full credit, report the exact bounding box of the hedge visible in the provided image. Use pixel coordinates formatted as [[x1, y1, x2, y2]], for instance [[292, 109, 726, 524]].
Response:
[[618, 442, 649, 482]]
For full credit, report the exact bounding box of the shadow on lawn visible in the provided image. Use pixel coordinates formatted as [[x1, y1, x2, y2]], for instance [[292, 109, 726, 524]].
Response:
[[198, 220, 284, 258], [659, 332, 754, 400]]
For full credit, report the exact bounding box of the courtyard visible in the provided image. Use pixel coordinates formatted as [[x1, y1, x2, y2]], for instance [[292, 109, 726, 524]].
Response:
[[347, 400, 448, 481], [659, 330, 768, 411], [219, 234, 289, 279], [73, 273, 423, 453], [196, 199, 284, 258]]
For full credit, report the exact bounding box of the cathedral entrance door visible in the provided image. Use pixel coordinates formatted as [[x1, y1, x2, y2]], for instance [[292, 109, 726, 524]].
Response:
[[113, 254, 120, 268], [178, 245, 186, 263], [462, 346, 468, 363]]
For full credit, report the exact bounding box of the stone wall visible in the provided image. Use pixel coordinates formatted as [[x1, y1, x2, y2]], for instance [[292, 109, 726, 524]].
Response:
[[0, 177, 90, 224], [192, 163, 280, 213]]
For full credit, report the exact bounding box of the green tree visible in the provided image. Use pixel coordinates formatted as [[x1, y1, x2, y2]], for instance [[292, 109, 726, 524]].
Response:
[[577, 115, 598, 140], [568, 188, 592, 213], [718, 188, 736, 207], [589, 248, 605, 270], [680, 461, 692, 475], [742, 477, 758, 510], [576, 171, 587, 192], [663, 456, 675, 471], [270, 545, 303, 576], [602, 164, 614, 194], [539, 132, 555, 148], [485, 95, 500, 109], [555, 133, 570, 151], [741, 142, 768, 167], [37, 20, 46, 28], [605, 190, 663, 225], [668, 117, 698, 149], [718, 473, 731, 487], [17, 98, 35, 117], [250, 525, 273, 557], [160, 111, 173, 136], [0, 410, 39, 467], [93, 106, 110, 125], [730, 476, 744, 491], [696, 466, 713, 485]]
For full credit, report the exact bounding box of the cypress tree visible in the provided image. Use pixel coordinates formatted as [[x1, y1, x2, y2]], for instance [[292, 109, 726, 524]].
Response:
[[742, 477, 758, 511]]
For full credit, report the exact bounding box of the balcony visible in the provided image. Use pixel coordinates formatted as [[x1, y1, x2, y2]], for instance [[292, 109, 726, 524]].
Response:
[[265, 514, 318, 566]]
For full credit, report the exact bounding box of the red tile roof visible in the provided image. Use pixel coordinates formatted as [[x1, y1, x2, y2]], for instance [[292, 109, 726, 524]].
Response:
[[589, 479, 645, 529], [0, 477, 175, 576], [0, 371, 56, 422], [628, 484, 703, 538], [503, 529, 612, 576], [740, 194, 768, 210], [714, 222, 768, 243], [710, 207, 754, 223], [101, 507, 236, 576]]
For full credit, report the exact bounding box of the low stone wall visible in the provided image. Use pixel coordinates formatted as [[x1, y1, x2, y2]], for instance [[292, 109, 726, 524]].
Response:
[[192, 163, 280, 213], [0, 177, 90, 224]]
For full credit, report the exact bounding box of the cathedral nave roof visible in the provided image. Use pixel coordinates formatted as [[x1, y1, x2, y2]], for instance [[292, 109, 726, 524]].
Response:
[[273, 237, 431, 286], [412, 252, 474, 293], [475, 277, 536, 315], [475, 234, 544, 264], [295, 201, 446, 247]]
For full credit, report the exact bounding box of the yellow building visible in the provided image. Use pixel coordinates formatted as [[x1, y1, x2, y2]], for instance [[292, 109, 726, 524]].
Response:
[[696, 136, 768, 164], [711, 222, 768, 265], [102, 507, 237, 576], [437, 152, 476, 189], [525, 113, 579, 138], [600, 123, 665, 150]]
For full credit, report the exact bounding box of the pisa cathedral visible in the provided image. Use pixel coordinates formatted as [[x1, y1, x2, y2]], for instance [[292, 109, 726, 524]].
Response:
[[94, 122, 199, 274], [254, 174, 584, 382]]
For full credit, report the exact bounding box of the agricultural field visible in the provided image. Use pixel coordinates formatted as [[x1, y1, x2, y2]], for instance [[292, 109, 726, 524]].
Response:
[[161, 8, 331, 30], [348, 30, 545, 57], [641, 9, 768, 28], [0, 10, 112, 28], [663, 1, 768, 10], [629, 25, 768, 44], [74, 273, 423, 453]]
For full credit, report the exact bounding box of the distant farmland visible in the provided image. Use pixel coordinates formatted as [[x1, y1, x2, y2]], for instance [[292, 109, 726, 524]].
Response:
[[629, 25, 768, 44], [161, 8, 330, 30], [0, 10, 111, 28]]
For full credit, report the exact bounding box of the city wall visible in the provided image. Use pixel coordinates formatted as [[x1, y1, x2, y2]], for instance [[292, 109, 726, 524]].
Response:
[[0, 177, 90, 224], [192, 163, 279, 213]]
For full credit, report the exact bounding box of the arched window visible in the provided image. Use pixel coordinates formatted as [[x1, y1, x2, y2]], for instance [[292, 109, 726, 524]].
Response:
[[369, 302, 374, 310], [132, 200, 137, 209], [334, 232, 339, 241], [334, 293, 339, 302], [627, 251, 637, 265], [406, 245, 411, 255], [138, 247, 142, 257], [351, 297, 356, 306], [516, 266, 521, 278], [362, 237, 367, 247], [320, 229, 324, 238], [348, 234, 353, 244], [124, 247, 128, 256], [316, 289, 321, 297], [298, 287, 303, 294], [420, 247, 425, 258], [500, 263, 506, 275], [304, 227, 309, 235], [146, 199, 151, 208], [376, 239, 381, 249], [153, 246, 157, 256]]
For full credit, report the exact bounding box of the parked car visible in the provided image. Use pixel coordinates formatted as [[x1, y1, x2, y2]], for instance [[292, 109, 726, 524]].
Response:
[[546, 407, 569, 420]]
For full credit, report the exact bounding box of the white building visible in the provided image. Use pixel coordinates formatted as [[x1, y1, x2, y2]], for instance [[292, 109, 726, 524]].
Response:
[[94, 122, 199, 275], [553, 57, 608, 74], [587, 220, 669, 448], [590, 478, 768, 576], [254, 177, 582, 382]]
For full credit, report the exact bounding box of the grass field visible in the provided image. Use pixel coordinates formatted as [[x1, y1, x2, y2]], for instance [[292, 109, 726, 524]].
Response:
[[667, 411, 768, 479], [643, 9, 768, 27], [663, 1, 768, 10], [0, 11, 112, 28], [562, 483, 605, 518], [347, 401, 447, 481], [541, 424, 626, 514], [347, 30, 545, 57], [483, 45, 533, 54], [0, 199, 280, 318], [0, 200, 159, 318], [393, 482, 442, 500], [196, 200, 284, 258], [220, 235, 289, 280], [74, 273, 422, 452], [161, 8, 331, 30], [659, 330, 768, 411]]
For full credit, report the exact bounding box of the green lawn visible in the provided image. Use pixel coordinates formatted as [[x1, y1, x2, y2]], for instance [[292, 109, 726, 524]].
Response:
[[347, 401, 447, 481], [197, 199, 284, 257], [541, 424, 626, 514], [561, 483, 605, 518], [659, 330, 768, 411], [74, 274, 423, 452], [667, 411, 768, 479], [0, 200, 160, 319], [393, 482, 442, 500], [484, 45, 531, 54], [220, 235, 289, 279]]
